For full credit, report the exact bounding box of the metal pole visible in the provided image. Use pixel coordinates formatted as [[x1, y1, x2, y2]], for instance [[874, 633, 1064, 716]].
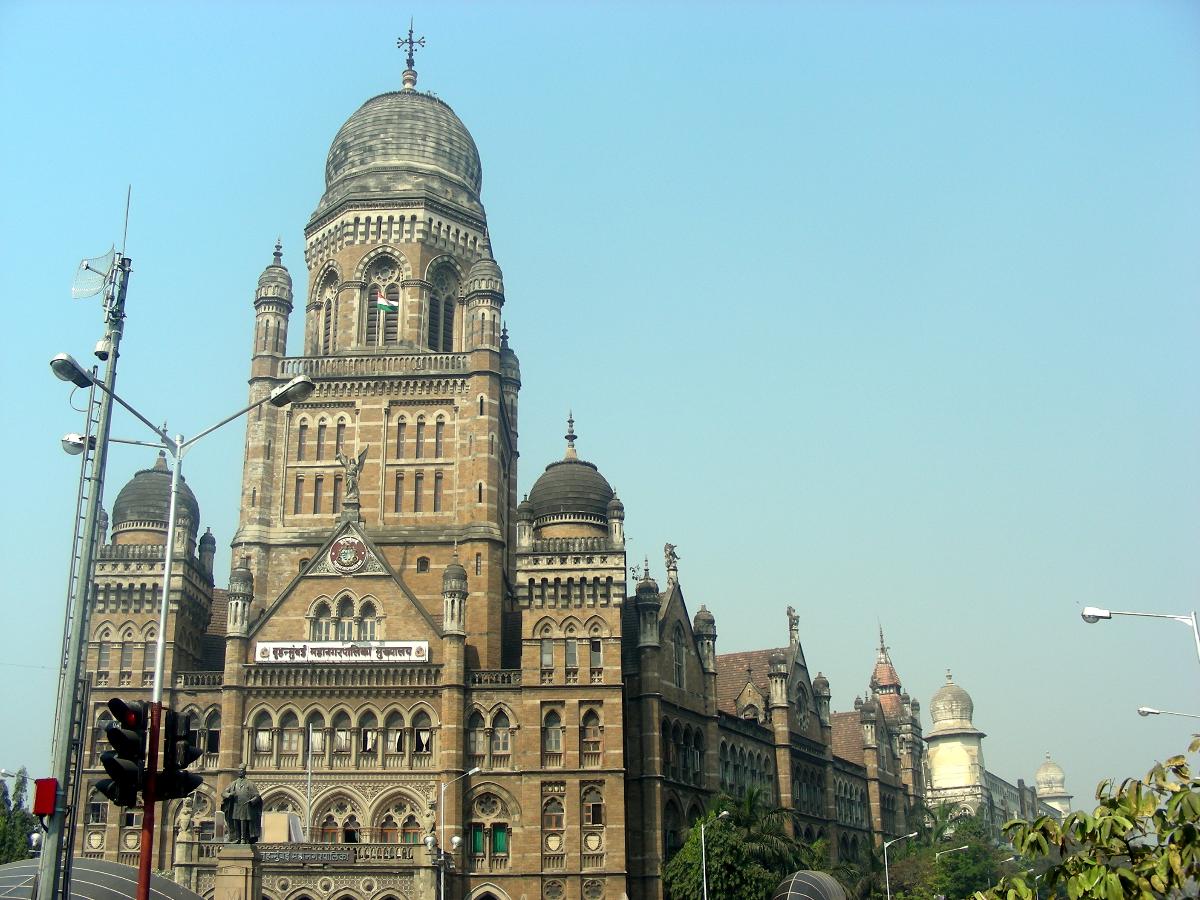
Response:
[[306, 723, 313, 841], [701, 819, 708, 900], [439, 781, 447, 900], [137, 440, 182, 900], [38, 255, 131, 900], [1189, 612, 1200, 668], [884, 841, 892, 900]]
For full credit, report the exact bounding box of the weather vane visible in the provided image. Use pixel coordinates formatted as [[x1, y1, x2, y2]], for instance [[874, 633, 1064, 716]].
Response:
[[397, 19, 426, 71]]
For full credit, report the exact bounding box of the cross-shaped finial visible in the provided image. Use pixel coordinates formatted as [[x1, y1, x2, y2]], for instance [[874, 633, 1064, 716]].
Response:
[[397, 19, 426, 71]]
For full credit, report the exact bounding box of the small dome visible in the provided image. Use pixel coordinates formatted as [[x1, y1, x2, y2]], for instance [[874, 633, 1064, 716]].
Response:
[[256, 240, 292, 301], [199, 528, 216, 550], [1035, 754, 1066, 792], [313, 87, 483, 222], [769, 650, 787, 671], [517, 495, 534, 522], [443, 555, 468, 590], [606, 494, 625, 519], [812, 672, 830, 696], [772, 871, 848, 900], [636, 572, 661, 603], [111, 453, 200, 536], [228, 565, 254, 598], [930, 671, 974, 725], [465, 247, 503, 296], [693, 605, 716, 634], [526, 417, 614, 526]]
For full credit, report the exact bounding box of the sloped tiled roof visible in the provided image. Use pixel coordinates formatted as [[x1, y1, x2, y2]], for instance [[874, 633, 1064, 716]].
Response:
[[715, 648, 786, 716], [197, 588, 228, 671], [830, 711, 864, 765]]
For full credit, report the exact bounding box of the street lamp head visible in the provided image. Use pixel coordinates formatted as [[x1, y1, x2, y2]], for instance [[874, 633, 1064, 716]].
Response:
[[466, 766, 482, 776], [1081, 606, 1112, 624], [50, 353, 93, 389], [60, 433, 95, 456], [450, 835, 462, 850], [1137, 707, 1160, 717], [269, 375, 316, 407], [717, 810, 730, 820], [423, 834, 437, 851]]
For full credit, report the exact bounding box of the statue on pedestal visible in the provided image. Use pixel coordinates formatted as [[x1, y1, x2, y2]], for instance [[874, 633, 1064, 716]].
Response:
[[221, 766, 263, 844]]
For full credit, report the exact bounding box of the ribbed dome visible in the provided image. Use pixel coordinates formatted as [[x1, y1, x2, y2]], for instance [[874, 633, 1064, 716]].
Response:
[[256, 241, 292, 301], [930, 672, 974, 725], [1035, 754, 1066, 792], [111, 453, 200, 535], [466, 249, 503, 296], [772, 870, 848, 900], [527, 417, 614, 525], [693, 605, 716, 633], [313, 87, 483, 222], [812, 672, 831, 696]]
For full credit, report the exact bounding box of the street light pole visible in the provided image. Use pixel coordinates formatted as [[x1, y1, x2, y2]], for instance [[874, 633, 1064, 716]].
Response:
[[1137, 706, 1200, 720], [701, 810, 729, 900], [883, 832, 918, 900], [438, 765, 480, 900], [935, 845, 969, 861], [1081, 607, 1200, 666], [39, 256, 132, 900]]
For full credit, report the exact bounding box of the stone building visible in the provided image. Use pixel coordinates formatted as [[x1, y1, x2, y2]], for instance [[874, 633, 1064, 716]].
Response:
[[75, 50, 936, 900]]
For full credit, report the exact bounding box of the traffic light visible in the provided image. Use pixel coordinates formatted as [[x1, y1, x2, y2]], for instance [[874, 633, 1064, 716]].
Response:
[[96, 697, 147, 807], [157, 709, 204, 800]]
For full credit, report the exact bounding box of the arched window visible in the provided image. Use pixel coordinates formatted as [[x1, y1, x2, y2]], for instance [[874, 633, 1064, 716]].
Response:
[[280, 711, 300, 756], [467, 712, 487, 763], [336, 596, 354, 641], [542, 797, 564, 831], [306, 713, 325, 757], [414, 472, 424, 511], [395, 418, 406, 459], [204, 711, 222, 755], [491, 712, 511, 758], [252, 711, 272, 753], [672, 625, 685, 689], [385, 711, 404, 754], [313, 475, 324, 513], [359, 712, 378, 754], [119, 632, 134, 672], [379, 814, 399, 843], [320, 280, 336, 355], [478, 396, 484, 416], [433, 471, 443, 512], [96, 633, 110, 670], [542, 710, 562, 756], [415, 418, 425, 458], [94, 711, 113, 758], [401, 814, 422, 843], [297, 421, 308, 460], [382, 284, 400, 343], [332, 475, 342, 513], [412, 711, 433, 755], [332, 711, 351, 753], [316, 421, 327, 460], [311, 602, 332, 641], [335, 419, 346, 454], [580, 710, 601, 763], [434, 418, 445, 457], [416, 556, 430, 573], [359, 602, 377, 641], [394, 471, 404, 513], [319, 814, 338, 842], [477, 482, 484, 504], [582, 786, 604, 826]]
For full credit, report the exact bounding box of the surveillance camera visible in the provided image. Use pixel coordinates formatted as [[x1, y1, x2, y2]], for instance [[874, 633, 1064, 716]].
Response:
[[94, 338, 111, 361]]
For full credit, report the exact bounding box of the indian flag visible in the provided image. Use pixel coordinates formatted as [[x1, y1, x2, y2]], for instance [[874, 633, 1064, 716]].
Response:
[[376, 290, 398, 312]]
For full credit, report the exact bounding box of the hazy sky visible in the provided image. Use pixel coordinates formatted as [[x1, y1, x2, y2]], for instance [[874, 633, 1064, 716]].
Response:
[[2, 1, 1197, 809]]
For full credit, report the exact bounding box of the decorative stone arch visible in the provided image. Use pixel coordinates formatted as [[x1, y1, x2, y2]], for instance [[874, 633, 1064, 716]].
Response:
[[423, 253, 464, 286], [531, 616, 560, 638], [309, 260, 343, 302], [406, 700, 442, 728], [465, 781, 523, 824], [487, 701, 518, 730], [559, 615, 584, 636], [467, 885, 512, 900], [311, 788, 367, 842], [366, 785, 428, 832], [243, 703, 277, 729], [353, 245, 413, 283], [260, 787, 306, 815], [583, 615, 611, 638]]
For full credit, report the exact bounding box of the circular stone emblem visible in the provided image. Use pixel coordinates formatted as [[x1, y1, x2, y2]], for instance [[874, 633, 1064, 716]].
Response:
[[329, 536, 368, 574]]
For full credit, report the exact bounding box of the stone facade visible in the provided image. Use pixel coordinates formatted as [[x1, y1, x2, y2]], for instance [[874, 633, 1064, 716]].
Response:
[[74, 60, 940, 900]]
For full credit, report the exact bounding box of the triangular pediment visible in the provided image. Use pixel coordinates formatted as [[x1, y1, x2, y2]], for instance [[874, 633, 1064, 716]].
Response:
[[248, 520, 441, 639]]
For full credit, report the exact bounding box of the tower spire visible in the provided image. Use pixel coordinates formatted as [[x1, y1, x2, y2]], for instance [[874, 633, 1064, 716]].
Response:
[[397, 19, 425, 90], [564, 411, 577, 459]]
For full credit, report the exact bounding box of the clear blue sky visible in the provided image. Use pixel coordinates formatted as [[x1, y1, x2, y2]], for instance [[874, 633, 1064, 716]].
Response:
[[2, 1, 1197, 808]]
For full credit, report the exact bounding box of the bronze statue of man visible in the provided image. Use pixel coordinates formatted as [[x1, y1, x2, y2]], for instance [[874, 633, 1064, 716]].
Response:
[[221, 765, 263, 844]]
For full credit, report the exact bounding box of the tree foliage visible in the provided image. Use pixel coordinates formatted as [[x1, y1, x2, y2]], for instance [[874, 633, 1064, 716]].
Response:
[[974, 741, 1200, 900], [0, 769, 38, 864]]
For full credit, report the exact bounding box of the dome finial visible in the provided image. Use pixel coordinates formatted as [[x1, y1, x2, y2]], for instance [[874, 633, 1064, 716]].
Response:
[[564, 411, 578, 459], [397, 19, 425, 90], [945, 668, 953, 682], [273, 237, 282, 265]]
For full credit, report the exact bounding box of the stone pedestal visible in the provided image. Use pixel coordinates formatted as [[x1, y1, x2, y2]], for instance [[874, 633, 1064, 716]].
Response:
[[214, 845, 261, 900]]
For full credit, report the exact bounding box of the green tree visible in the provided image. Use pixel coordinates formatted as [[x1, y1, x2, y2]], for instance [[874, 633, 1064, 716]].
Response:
[[663, 809, 779, 900], [0, 769, 38, 864], [974, 741, 1200, 900]]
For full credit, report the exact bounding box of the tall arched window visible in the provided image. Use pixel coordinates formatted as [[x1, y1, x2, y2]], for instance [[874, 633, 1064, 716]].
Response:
[[582, 786, 604, 826], [305, 713, 325, 757], [412, 711, 434, 755], [319, 273, 337, 355], [205, 711, 222, 755], [332, 712, 352, 753], [580, 710, 601, 763], [385, 711, 404, 755], [358, 601, 377, 640], [311, 602, 332, 641], [96, 632, 110, 670], [428, 271, 456, 352], [467, 712, 486, 765], [401, 814, 422, 844], [280, 711, 300, 757], [491, 712, 511, 760], [297, 421, 308, 460], [336, 595, 354, 640], [434, 418, 445, 457], [672, 625, 685, 689], [252, 711, 273, 753], [359, 712, 378, 755], [542, 710, 562, 760], [335, 419, 346, 454], [542, 797, 564, 831], [316, 421, 327, 460], [415, 418, 426, 458], [395, 418, 406, 459]]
